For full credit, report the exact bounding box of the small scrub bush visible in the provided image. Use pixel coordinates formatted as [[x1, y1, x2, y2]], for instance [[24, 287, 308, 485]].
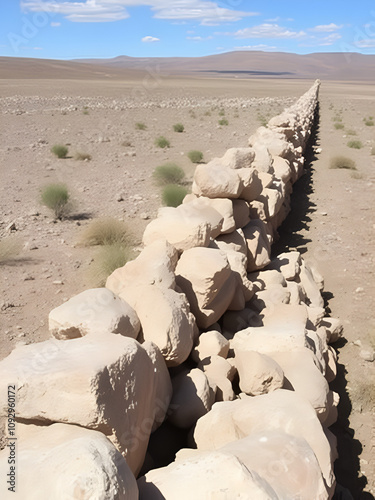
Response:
[[332, 115, 342, 122], [187, 150, 204, 163], [75, 152, 92, 161], [347, 140, 363, 149], [330, 156, 357, 170], [0, 237, 22, 264], [218, 118, 229, 126], [135, 122, 147, 130], [153, 162, 185, 186], [334, 123, 344, 130], [218, 109, 225, 116], [41, 183, 70, 219], [364, 119, 374, 126], [346, 129, 357, 136], [162, 184, 188, 207], [80, 217, 128, 246], [350, 171, 363, 179], [154, 136, 170, 148], [51, 144, 68, 159], [90, 243, 131, 287], [173, 123, 184, 133]]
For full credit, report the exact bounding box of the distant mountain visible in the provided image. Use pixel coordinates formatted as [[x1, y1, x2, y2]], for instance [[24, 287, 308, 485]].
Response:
[[72, 51, 375, 81], [1, 51, 374, 80]]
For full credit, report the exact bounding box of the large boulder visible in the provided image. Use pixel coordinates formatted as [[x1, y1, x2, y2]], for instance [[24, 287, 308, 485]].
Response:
[[0, 423, 138, 499], [125, 285, 197, 367], [142, 206, 212, 252], [138, 449, 278, 499], [106, 239, 178, 295], [234, 350, 284, 396], [175, 247, 238, 328], [49, 288, 140, 340], [191, 330, 229, 363], [219, 147, 256, 169], [183, 194, 235, 233], [168, 368, 214, 429], [192, 160, 244, 199], [0, 334, 156, 476], [193, 389, 335, 495]]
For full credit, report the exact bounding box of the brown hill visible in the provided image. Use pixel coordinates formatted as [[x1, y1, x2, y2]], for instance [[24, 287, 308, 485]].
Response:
[[0, 51, 374, 81]]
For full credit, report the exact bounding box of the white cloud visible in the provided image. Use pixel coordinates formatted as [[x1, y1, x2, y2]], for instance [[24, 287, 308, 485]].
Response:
[[310, 23, 343, 33], [142, 35, 160, 42], [50, 22, 61, 27], [21, 0, 258, 24], [234, 44, 277, 51], [186, 35, 213, 41], [230, 23, 305, 39], [355, 38, 375, 48], [317, 33, 342, 45], [33, 46, 43, 50]]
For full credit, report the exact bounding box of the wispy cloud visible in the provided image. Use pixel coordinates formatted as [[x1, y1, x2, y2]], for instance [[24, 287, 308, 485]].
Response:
[[228, 23, 306, 39], [317, 33, 342, 45], [50, 22, 61, 27], [355, 38, 375, 48], [141, 36, 160, 43], [234, 44, 278, 51], [309, 23, 343, 33], [21, 0, 258, 24], [186, 35, 213, 41]]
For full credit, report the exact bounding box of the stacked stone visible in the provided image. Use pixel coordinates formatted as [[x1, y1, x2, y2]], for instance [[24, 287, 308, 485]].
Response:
[[0, 80, 341, 499]]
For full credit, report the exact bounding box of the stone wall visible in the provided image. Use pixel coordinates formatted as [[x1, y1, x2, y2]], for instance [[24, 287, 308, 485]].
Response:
[[0, 80, 342, 499]]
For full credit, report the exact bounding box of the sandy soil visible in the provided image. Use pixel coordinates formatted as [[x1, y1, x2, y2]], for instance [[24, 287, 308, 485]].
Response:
[[0, 75, 374, 498]]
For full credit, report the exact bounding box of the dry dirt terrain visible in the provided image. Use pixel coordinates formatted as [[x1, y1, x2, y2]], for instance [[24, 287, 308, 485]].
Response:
[[0, 71, 374, 498]]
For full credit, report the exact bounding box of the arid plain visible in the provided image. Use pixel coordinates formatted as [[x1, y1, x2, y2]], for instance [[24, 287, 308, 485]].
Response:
[[0, 57, 374, 497]]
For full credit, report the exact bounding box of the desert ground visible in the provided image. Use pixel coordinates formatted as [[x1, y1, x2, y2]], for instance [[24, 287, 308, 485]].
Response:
[[0, 70, 374, 498]]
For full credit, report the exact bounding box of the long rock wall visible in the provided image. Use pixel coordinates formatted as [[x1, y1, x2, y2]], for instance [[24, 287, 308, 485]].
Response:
[[0, 80, 343, 499]]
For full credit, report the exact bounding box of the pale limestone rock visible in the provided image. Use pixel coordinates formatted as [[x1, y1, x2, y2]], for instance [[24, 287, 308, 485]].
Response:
[[191, 330, 229, 363], [249, 199, 267, 220], [232, 199, 251, 228], [199, 355, 236, 402], [192, 161, 243, 199], [0, 334, 156, 475], [183, 194, 236, 233], [49, 288, 140, 340], [168, 368, 214, 429], [242, 220, 271, 272], [193, 389, 335, 494], [250, 284, 291, 313], [269, 349, 330, 424], [320, 317, 343, 344], [250, 143, 274, 174], [272, 155, 292, 183], [142, 206, 211, 252], [220, 147, 256, 169], [257, 171, 274, 189], [175, 247, 238, 328], [248, 269, 287, 292], [220, 431, 328, 500], [286, 280, 306, 305], [299, 261, 324, 308], [138, 449, 278, 499], [142, 341, 173, 431], [128, 285, 196, 367], [106, 239, 178, 295], [237, 168, 263, 202], [0, 423, 138, 500], [213, 228, 248, 257], [234, 350, 284, 396], [178, 199, 224, 239], [267, 251, 302, 281]]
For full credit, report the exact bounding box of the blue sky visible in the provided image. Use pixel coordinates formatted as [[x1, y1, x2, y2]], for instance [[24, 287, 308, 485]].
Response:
[[1, 0, 375, 59]]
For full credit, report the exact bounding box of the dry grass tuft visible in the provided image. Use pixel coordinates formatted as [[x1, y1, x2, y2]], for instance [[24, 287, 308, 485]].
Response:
[[80, 218, 129, 246], [330, 156, 357, 170]]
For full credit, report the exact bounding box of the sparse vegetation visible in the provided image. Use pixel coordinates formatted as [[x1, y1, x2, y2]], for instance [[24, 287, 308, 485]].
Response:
[[173, 123, 185, 133], [219, 118, 229, 126], [153, 162, 185, 186], [75, 152, 92, 161], [204, 110, 211, 116], [334, 123, 344, 130], [189, 110, 197, 119], [218, 109, 225, 116], [350, 171, 363, 179], [364, 117, 374, 126], [330, 156, 357, 170], [41, 183, 70, 219], [347, 140, 363, 149], [135, 122, 147, 130], [154, 136, 170, 148], [51, 144, 68, 159], [332, 115, 342, 123], [80, 217, 129, 246], [187, 150, 204, 163], [346, 129, 357, 136], [162, 184, 188, 207], [90, 243, 131, 287], [0, 237, 22, 264], [83, 107, 89, 115]]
